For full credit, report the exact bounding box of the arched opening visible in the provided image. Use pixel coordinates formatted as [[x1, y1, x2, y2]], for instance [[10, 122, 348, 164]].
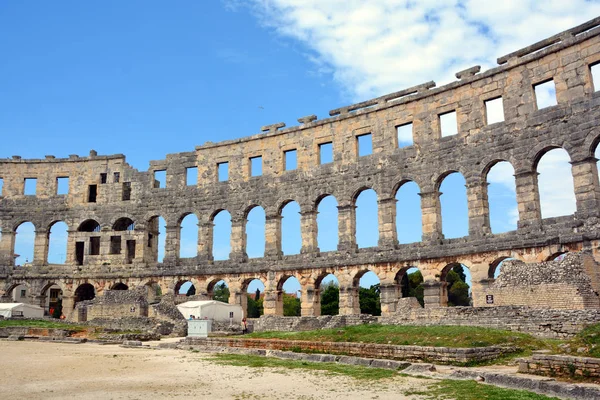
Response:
[[439, 172, 468, 239], [212, 210, 231, 260], [396, 267, 424, 307], [355, 189, 379, 248], [316, 273, 339, 316], [595, 143, 600, 184], [246, 206, 265, 258], [111, 282, 129, 290], [175, 280, 196, 297], [486, 161, 518, 233], [357, 270, 381, 315], [280, 201, 301, 255], [316, 195, 339, 252], [395, 181, 422, 244], [10, 283, 29, 303], [74, 283, 95, 305], [441, 263, 472, 307], [537, 148, 576, 218], [14, 222, 35, 266], [207, 279, 230, 303], [78, 219, 101, 232], [488, 257, 516, 279], [48, 221, 68, 264], [277, 276, 301, 316], [147, 216, 166, 263], [42, 284, 63, 318], [547, 252, 568, 261], [245, 279, 265, 318], [179, 214, 199, 258], [113, 218, 135, 231]]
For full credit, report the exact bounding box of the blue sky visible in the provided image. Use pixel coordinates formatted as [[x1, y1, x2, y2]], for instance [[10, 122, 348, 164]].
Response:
[[4, 2, 599, 297]]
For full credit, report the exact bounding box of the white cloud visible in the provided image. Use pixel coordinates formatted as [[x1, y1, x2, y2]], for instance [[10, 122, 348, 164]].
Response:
[[240, 0, 600, 100]]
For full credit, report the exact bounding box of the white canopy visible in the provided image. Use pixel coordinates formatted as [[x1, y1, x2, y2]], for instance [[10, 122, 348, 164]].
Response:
[[0, 303, 44, 319], [177, 300, 243, 323]]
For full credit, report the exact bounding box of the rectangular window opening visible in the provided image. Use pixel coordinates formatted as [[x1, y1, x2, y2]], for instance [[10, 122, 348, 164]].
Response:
[[56, 177, 69, 195], [0, 177, 4, 196], [186, 167, 198, 186], [250, 156, 263, 177], [113, 172, 120, 183], [88, 184, 97, 203], [319, 142, 333, 165], [75, 242, 84, 265], [485, 97, 505, 125], [90, 237, 100, 256], [534, 79, 558, 109], [153, 170, 166, 188], [24, 178, 37, 195], [110, 236, 122, 255], [590, 62, 600, 92], [357, 133, 373, 157], [284, 149, 297, 171], [147, 233, 154, 248], [122, 182, 131, 201], [440, 111, 458, 137], [396, 123, 413, 148], [126, 240, 136, 264], [100, 173, 107, 184], [218, 162, 229, 182]]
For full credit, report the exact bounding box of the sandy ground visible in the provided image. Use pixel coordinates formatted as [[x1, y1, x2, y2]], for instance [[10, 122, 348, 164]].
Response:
[[0, 341, 431, 399]]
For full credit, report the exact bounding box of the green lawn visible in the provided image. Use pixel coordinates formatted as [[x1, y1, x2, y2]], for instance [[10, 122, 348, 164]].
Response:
[[409, 379, 559, 400], [245, 324, 553, 350]]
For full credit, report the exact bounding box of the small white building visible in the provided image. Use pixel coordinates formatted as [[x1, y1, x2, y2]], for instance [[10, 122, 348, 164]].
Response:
[[0, 303, 44, 318], [177, 300, 243, 324]]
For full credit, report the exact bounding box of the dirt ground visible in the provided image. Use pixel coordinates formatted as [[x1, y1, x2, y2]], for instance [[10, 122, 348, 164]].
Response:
[[0, 341, 430, 399]]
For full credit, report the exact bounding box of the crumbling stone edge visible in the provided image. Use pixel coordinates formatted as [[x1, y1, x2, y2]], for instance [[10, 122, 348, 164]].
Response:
[[168, 343, 600, 400]]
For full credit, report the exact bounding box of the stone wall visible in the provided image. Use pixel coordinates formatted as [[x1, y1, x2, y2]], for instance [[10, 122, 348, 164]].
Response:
[[184, 337, 514, 364], [519, 354, 600, 379], [77, 288, 148, 321]]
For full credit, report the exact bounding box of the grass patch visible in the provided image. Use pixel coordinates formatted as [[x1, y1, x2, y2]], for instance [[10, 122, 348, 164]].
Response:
[[0, 319, 86, 331], [245, 324, 553, 350], [210, 353, 397, 380], [412, 379, 559, 400]]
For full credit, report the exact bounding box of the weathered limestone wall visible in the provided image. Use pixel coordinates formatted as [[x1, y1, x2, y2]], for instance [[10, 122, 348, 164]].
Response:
[[77, 288, 148, 321], [519, 354, 600, 379]]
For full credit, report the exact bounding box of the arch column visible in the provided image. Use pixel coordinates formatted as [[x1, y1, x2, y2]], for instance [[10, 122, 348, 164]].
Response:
[[262, 271, 279, 315], [230, 217, 247, 262], [0, 229, 16, 266], [300, 285, 318, 316], [571, 156, 600, 219], [198, 221, 214, 261], [379, 283, 400, 316], [466, 179, 491, 237], [337, 204, 357, 252], [338, 286, 360, 315], [162, 225, 180, 265], [33, 228, 49, 266], [378, 197, 398, 248], [515, 171, 542, 230], [65, 230, 77, 264], [300, 210, 319, 254], [61, 295, 76, 320], [422, 280, 447, 308], [419, 191, 443, 242], [264, 214, 282, 259]]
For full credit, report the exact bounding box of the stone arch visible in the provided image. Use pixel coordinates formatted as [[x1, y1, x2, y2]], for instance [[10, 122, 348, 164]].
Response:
[[488, 256, 514, 279], [111, 282, 129, 290], [112, 217, 135, 231], [174, 280, 196, 297], [40, 281, 64, 317], [354, 188, 379, 249], [3, 281, 31, 302], [316, 194, 339, 252], [46, 220, 68, 265], [14, 221, 35, 266], [244, 205, 265, 259], [275, 274, 301, 316], [279, 200, 302, 255], [353, 269, 381, 315], [546, 251, 568, 261], [314, 272, 339, 316], [535, 147, 576, 218], [146, 215, 166, 263], [179, 212, 199, 259], [211, 209, 231, 260], [242, 278, 266, 318], [395, 266, 424, 307], [78, 219, 101, 232], [485, 160, 518, 233], [437, 171, 468, 239], [440, 263, 472, 307], [74, 283, 96, 305], [206, 278, 230, 303], [394, 180, 422, 244]]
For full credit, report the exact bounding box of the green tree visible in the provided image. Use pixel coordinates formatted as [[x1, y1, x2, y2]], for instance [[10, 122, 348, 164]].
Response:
[[247, 294, 263, 318], [446, 265, 470, 307], [213, 282, 230, 303], [283, 293, 301, 316], [401, 270, 425, 307], [359, 284, 381, 316], [320, 282, 339, 315]]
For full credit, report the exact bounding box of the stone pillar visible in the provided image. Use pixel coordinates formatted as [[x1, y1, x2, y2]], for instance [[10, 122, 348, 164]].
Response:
[[62, 295, 76, 320], [198, 222, 214, 261], [34, 295, 47, 311], [0, 229, 16, 266], [262, 271, 279, 315], [379, 284, 400, 316], [300, 211, 319, 254], [65, 230, 77, 264], [300, 286, 318, 316], [422, 280, 447, 308], [378, 197, 398, 248], [514, 171, 542, 230], [472, 278, 494, 307], [571, 157, 600, 218], [337, 204, 357, 252], [419, 191, 443, 242], [32, 228, 49, 266], [466, 180, 491, 237], [264, 214, 282, 259], [338, 286, 360, 315], [230, 217, 247, 261], [162, 225, 180, 265]]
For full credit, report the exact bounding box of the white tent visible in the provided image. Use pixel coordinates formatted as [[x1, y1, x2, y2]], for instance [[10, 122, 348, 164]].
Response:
[[0, 303, 44, 319], [177, 300, 243, 323]]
